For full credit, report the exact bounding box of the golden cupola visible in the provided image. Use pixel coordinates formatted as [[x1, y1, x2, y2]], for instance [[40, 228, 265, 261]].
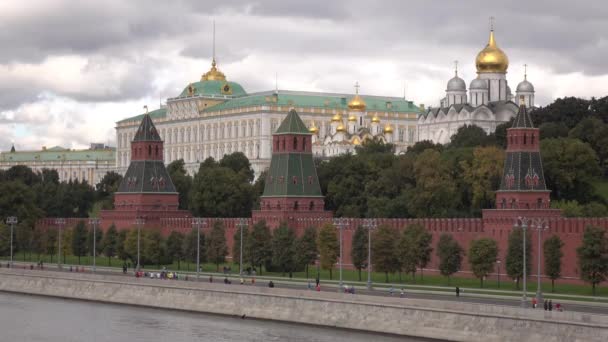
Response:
[[331, 113, 343, 122], [475, 30, 509, 74], [371, 114, 380, 124], [348, 114, 357, 122], [309, 121, 319, 134], [201, 59, 227, 81], [336, 123, 346, 132], [383, 124, 393, 134], [347, 82, 366, 111]]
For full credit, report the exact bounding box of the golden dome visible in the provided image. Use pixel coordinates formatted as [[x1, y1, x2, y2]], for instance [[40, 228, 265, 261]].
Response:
[[309, 122, 319, 134], [348, 94, 366, 111], [331, 113, 342, 122], [348, 114, 357, 122], [371, 114, 380, 123], [336, 123, 346, 132], [476, 30, 509, 73], [383, 124, 393, 134], [201, 59, 227, 81]]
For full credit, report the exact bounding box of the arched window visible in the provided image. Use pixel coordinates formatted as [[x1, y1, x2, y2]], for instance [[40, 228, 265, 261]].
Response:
[[148, 145, 152, 156], [155, 145, 159, 156], [531, 134, 535, 145], [294, 201, 298, 210], [524, 134, 527, 145], [293, 137, 298, 150], [309, 201, 314, 211], [537, 198, 543, 209]]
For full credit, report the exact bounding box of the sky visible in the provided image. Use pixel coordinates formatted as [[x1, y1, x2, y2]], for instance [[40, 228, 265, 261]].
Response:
[[1, 0, 607, 151]]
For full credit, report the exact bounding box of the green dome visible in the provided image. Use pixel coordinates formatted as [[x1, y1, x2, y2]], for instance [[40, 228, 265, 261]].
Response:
[[180, 80, 247, 98]]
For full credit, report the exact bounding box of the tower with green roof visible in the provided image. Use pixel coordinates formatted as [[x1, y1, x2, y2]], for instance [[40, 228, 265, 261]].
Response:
[[253, 109, 332, 227]]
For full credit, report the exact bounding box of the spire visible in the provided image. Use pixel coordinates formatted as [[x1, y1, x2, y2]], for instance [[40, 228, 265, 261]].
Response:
[[212, 20, 216, 65], [10, 144, 15, 153], [524, 63, 528, 80], [454, 60, 459, 76], [512, 96, 534, 128], [201, 20, 226, 81], [275, 109, 310, 134], [133, 106, 162, 142]]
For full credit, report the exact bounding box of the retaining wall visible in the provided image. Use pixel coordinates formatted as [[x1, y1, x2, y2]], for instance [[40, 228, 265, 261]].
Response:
[[0, 269, 606, 342]]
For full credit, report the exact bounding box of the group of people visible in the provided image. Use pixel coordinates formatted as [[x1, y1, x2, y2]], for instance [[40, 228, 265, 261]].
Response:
[[532, 298, 563, 311]]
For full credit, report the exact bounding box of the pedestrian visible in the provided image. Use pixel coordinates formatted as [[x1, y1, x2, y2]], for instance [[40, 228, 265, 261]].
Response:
[[316, 284, 321, 292], [456, 287, 460, 297], [532, 297, 537, 309], [400, 288, 405, 298], [543, 300, 548, 311], [389, 286, 394, 296], [209, 275, 213, 283], [268, 280, 275, 288], [315, 277, 320, 287], [549, 300, 553, 311], [240, 277, 244, 285], [251, 277, 255, 285], [307, 280, 312, 290]]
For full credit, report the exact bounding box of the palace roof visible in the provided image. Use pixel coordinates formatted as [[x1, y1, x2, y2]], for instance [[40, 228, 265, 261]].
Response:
[[0, 147, 115, 163]]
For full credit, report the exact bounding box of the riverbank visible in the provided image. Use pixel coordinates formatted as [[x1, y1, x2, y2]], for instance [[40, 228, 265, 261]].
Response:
[[0, 269, 607, 342]]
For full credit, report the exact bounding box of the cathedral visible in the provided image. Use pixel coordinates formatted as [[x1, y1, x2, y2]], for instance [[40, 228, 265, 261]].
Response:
[[418, 26, 536, 144]]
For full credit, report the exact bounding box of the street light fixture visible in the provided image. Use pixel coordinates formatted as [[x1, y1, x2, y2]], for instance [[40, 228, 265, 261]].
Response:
[[6, 216, 17, 268], [333, 217, 348, 292], [514, 217, 529, 308], [89, 218, 100, 273], [363, 218, 377, 290], [192, 217, 206, 280], [496, 259, 501, 288], [55, 218, 66, 270], [134, 216, 145, 272], [237, 218, 248, 276], [531, 219, 549, 306]]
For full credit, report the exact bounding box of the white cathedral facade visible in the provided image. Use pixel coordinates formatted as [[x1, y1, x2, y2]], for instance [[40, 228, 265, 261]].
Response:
[[418, 28, 536, 144]]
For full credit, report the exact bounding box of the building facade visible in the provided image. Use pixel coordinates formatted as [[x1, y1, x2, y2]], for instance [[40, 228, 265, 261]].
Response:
[[0, 144, 115, 186], [115, 59, 419, 178], [418, 27, 536, 144]]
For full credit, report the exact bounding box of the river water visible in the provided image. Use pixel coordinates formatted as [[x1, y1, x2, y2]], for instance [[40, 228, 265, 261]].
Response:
[[0, 292, 429, 342]]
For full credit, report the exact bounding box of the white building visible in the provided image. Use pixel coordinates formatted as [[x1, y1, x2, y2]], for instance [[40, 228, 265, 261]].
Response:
[[115, 59, 420, 177], [418, 27, 535, 144]]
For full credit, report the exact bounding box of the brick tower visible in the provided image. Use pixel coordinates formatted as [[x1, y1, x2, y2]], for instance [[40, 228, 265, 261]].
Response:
[[101, 111, 190, 229], [252, 109, 332, 228]]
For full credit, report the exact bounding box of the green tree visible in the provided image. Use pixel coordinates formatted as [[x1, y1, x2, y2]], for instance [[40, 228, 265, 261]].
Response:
[[373, 224, 400, 282], [232, 224, 249, 269], [44, 228, 58, 263], [246, 220, 272, 275], [219, 152, 255, 183], [86, 224, 103, 257], [351, 225, 368, 281], [206, 221, 228, 271], [61, 227, 73, 264], [436, 233, 464, 285], [317, 223, 339, 280], [543, 235, 564, 292], [270, 222, 297, 276], [406, 140, 443, 155], [101, 224, 118, 266], [95, 171, 122, 209], [144, 230, 166, 268], [116, 229, 128, 262], [71, 221, 88, 264], [124, 229, 142, 267], [505, 227, 531, 289], [448, 124, 493, 148], [577, 226, 608, 296], [461, 146, 505, 210], [539, 122, 569, 140], [295, 227, 318, 279], [166, 231, 185, 270], [0, 223, 9, 256], [397, 224, 432, 281], [15, 223, 33, 261], [166, 160, 193, 210], [183, 228, 206, 271], [551, 200, 584, 217], [468, 238, 498, 288]]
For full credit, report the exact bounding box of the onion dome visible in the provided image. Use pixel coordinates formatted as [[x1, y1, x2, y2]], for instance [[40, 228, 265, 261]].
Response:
[[201, 59, 227, 81], [336, 123, 346, 132], [517, 74, 535, 92], [348, 82, 366, 111], [383, 124, 393, 134], [447, 73, 466, 91], [475, 30, 509, 73], [470, 78, 488, 89], [348, 114, 357, 122], [331, 113, 342, 122], [309, 121, 319, 134], [371, 114, 380, 123]]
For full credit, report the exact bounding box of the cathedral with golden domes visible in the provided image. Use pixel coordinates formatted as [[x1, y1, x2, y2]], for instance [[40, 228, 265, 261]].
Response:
[[418, 24, 535, 144]]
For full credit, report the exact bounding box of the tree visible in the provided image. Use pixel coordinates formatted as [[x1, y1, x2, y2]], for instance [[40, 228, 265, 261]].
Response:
[[569, 117, 608, 175], [468, 238, 498, 288], [101, 224, 118, 266], [397, 224, 432, 281], [95, 171, 122, 209], [144, 230, 166, 268], [232, 225, 249, 269], [15, 223, 33, 261], [295, 227, 318, 279], [124, 229, 141, 266], [505, 227, 531, 289], [86, 224, 103, 257], [543, 235, 564, 292], [351, 225, 368, 281], [206, 221, 228, 271], [116, 229, 128, 262], [461, 146, 505, 210], [246, 220, 272, 275], [166, 160, 193, 210], [219, 152, 255, 183], [166, 231, 185, 270], [539, 122, 569, 140], [0, 223, 9, 256], [436, 234, 464, 285], [406, 140, 443, 155], [71, 221, 88, 265], [270, 222, 297, 276], [373, 224, 400, 282], [317, 223, 339, 280], [183, 228, 206, 271], [44, 228, 58, 262], [577, 226, 608, 296], [61, 227, 73, 264], [449, 124, 493, 148]]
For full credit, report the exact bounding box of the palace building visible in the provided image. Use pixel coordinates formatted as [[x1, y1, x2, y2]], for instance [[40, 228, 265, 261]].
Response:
[[418, 25, 536, 144]]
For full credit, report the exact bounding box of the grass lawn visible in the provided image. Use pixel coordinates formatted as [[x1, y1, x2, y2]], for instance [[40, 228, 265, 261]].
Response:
[[4, 252, 607, 298]]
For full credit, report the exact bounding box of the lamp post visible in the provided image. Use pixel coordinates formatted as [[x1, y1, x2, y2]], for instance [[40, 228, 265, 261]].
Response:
[[496, 259, 501, 288], [237, 218, 248, 276], [89, 218, 100, 273], [6, 216, 17, 268], [55, 218, 66, 270], [531, 219, 549, 306], [333, 218, 348, 292], [514, 217, 528, 308], [134, 216, 145, 272], [363, 218, 377, 290], [192, 218, 206, 280]]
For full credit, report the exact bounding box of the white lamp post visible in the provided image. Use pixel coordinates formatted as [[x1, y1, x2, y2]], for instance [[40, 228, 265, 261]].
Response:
[[55, 218, 66, 270], [6, 216, 17, 268], [363, 218, 377, 290], [89, 218, 100, 273]]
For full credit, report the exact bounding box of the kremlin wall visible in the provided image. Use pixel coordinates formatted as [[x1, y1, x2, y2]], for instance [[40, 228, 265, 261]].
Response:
[[36, 106, 607, 285]]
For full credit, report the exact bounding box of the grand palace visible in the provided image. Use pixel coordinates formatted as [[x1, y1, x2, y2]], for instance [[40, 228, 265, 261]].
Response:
[[1, 24, 535, 181]]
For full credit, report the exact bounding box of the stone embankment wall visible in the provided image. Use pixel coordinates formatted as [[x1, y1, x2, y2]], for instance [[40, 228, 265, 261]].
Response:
[[0, 270, 606, 342]]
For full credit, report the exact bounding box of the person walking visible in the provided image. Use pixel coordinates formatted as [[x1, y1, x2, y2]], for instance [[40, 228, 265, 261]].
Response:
[[548, 300, 553, 311], [400, 288, 405, 298], [456, 287, 460, 297], [543, 300, 548, 311], [389, 286, 394, 296], [532, 297, 537, 309], [316, 284, 321, 292]]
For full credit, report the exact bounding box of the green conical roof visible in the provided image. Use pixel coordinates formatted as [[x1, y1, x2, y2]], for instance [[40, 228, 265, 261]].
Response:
[[275, 109, 310, 135]]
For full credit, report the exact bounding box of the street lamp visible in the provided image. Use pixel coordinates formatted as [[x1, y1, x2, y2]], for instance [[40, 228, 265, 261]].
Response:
[[496, 259, 501, 288], [89, 218, 100, 273], [333, 218, 348, 292], [514, 217, 529, 308], [6, 216, 17, 268], [363, 218, 377, 290], [237, 218, 248, 276], [55, 218, 66, 270], [134, 216, 145, 272], [531, 219, 549, 306], [191, 217, 207, 280]]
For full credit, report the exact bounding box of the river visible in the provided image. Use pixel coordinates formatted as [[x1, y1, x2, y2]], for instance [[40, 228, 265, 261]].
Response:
[[0, 292, 430, 341]]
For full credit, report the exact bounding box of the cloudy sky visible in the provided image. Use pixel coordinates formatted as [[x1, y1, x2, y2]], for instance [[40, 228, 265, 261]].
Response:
[[1, 0, 607, 151]]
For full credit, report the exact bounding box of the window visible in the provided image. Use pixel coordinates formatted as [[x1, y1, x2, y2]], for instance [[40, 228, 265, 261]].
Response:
[[523, 134, 527, 145], [531, 134, 535, 145], [282, 138, 285, 151], [537, 198, 543, 209], [294, 201, 298, 210], [148, 145, 152, 156], [155, 145, 159, 156], [309, 201, 314, 211], [293, 137, 298, 150]]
